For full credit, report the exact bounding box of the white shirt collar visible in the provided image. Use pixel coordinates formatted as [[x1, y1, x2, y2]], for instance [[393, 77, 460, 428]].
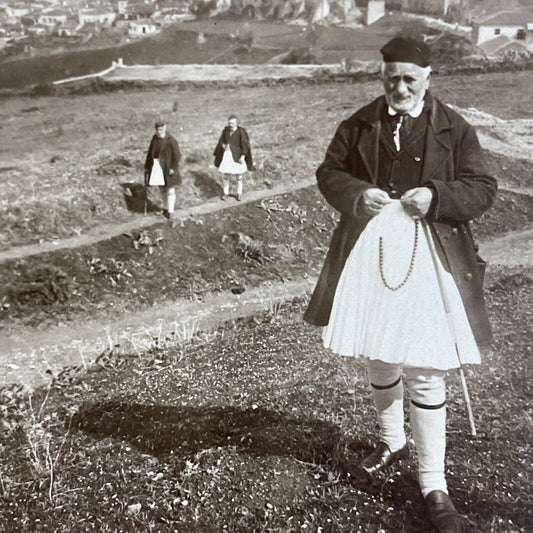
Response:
[[388, 98, 425, 118]]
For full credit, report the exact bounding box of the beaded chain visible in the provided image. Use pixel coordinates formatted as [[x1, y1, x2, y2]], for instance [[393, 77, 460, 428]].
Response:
[[379, 220, 419, 291]]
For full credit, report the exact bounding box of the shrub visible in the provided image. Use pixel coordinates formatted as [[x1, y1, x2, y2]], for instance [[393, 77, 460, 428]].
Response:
[[31, 83, 55, 97], [281, 47, 316, 65]]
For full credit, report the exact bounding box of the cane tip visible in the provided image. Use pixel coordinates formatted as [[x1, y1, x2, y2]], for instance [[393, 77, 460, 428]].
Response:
[[466, 430, 487, 440]]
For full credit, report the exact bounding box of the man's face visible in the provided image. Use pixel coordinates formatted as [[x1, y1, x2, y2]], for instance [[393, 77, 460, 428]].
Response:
[[228, 118, 238, 131], [155, 125, 167, 138], [382, 62, 430, 114]]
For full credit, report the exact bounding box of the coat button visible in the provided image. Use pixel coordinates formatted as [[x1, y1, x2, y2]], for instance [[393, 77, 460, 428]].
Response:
[[464, 272, 473, 281], [452, 228, 459, 236]]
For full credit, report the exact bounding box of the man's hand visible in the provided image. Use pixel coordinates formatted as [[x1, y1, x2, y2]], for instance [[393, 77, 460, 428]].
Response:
[[400, 187, 433, 219], [359, 188, 392, 216], [239, 156, 245, 164], [169, 169, 175, 175]]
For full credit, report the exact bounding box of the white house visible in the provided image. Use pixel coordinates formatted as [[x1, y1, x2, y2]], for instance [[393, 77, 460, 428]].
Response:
[[128, 19, 158, 36], [38, 8, 69, 26], [472, 11, 533, 46], [78, 9, 116, 25], [5, 4, 30, 18]]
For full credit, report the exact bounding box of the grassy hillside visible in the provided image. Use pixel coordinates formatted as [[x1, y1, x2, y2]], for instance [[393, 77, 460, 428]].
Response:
[[0, 25, 280, 90], [0, 70, 532, 250]]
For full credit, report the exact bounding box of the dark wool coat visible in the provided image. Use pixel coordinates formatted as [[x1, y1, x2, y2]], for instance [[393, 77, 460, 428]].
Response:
[[304, 92, 498, 348], [144, 134, 181, 187], [213, 126, 254, 170]]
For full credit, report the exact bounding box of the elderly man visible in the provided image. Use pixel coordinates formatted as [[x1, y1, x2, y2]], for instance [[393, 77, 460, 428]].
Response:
[[144, 119, 181, 219], [304, 37, 497, 532]]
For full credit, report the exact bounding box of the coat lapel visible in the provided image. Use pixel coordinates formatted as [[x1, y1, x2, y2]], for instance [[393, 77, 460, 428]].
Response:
[[356, 121, 381, 184], [420, 97, 454, 184], [354, 97, 386, 184]]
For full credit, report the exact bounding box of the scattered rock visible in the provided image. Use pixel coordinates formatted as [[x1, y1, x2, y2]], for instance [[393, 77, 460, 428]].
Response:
[[231, 285, 245, 295]]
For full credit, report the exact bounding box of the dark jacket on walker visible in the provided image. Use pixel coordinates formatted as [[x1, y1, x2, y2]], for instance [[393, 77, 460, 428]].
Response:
[[144, 134, 181, 187], [213, 126, 254, 171]]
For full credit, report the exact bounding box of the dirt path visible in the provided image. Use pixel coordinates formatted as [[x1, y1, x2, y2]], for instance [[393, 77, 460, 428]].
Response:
[[0, 177, 315, 264], [0, 277, 317, 390]]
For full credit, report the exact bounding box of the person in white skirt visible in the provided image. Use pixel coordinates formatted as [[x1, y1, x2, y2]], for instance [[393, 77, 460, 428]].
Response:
[[213, 115, 253, 201], [144, 119, 181, 219], [304, 37, 497, 533]]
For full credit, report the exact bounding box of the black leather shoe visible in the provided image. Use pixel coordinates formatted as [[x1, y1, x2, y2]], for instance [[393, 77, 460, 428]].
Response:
[[425, 490, 467, 533], [359, 441, 409, 476]]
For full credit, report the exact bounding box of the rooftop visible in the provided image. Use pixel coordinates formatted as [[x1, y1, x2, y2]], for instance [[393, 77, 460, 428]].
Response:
[[476, 10, 533, 26]]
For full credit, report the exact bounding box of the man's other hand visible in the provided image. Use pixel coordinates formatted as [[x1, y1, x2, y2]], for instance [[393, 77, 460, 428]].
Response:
[[359, 188, 392, 216], [400, 187, 433, 219]]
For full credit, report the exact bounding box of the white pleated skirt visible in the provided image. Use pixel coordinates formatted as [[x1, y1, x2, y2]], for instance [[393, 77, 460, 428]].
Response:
[[322, 201, 480, 370], [218, 150, 247, 175], [149, 158, 165, 186]]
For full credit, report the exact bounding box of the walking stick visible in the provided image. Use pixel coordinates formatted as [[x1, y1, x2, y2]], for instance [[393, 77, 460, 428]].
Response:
[[421, 222, 478, 437], [144, 172, 148, 216]]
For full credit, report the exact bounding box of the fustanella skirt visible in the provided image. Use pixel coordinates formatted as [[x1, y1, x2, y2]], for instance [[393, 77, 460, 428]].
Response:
[[322, 200, 480, 370], [218, 149, 247, 175], [148, 158, 165, 186]]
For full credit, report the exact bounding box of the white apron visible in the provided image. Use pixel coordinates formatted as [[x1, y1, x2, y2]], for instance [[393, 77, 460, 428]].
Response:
[[218, 149, 247, 175], [149, 158, 165, 186], [322, 200, 480, 370]]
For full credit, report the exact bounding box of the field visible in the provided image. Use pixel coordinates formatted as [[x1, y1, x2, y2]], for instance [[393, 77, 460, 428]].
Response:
[[1, 70, 533, 250], [0, 70, 532, 531]]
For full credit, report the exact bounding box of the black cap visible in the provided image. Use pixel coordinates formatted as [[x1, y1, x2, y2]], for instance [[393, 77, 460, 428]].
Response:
[[380, 36, 431, 67], [155, 119, 168, 128]]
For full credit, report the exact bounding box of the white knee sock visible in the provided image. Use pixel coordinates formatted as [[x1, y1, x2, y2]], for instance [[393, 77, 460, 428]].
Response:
[[167, 187, 176, 213], [367, 362, 406, 452], [223, 175, 230, 195], [237, 177, 243, 196], [410, 403, 447, 497], [406, 368, 448, 498]]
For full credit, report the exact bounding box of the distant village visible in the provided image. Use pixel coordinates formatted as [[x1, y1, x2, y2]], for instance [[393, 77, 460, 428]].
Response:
[[1, 0, 532, 60]]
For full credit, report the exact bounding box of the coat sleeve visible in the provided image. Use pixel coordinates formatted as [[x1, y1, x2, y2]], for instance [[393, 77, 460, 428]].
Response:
[[240, 128, 251, 156], [213, 130, 225, 167], [144, 137, 154, 174], [316, 119, 374, 217], [426, 121, 497, 223], [170, 136, 181, 172], [241, 128, 254, 170]]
